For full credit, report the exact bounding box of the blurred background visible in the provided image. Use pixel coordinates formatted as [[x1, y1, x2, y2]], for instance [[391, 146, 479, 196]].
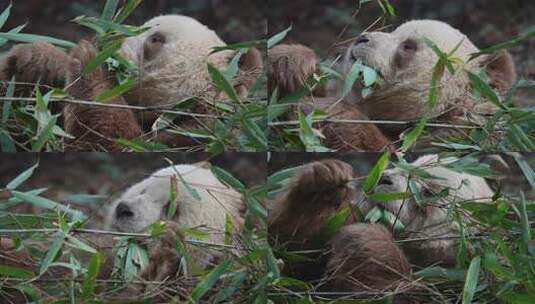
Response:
[[0, 0, 266, 44], [268, 0, 534, 84]]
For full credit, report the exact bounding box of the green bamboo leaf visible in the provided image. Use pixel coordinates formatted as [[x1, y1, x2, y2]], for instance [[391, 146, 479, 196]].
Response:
[[31, 115, 57, 152], [190, 260, 232, 302], [6, 162, 38, 190], [401, 118, 427, 152], [40, 230, 65, 275], [513, 153, 535, 189], [342, 61, 362, 97], [263, 248, 281, 280], [101, 0, 119, 23], [65, 235, 97, 254], [470, 27, 535, 60], [268, 25, 292, 49], [242, 118, 268, 150], [267, 165, 301, 188], [319, 207, 351, 240], [83, 39, 123, 75], [207, 63, 240, 104], [0, 128, 15, 152], [428, 61, 445, 109], [212, 166, 245, 191], [164, 160, 202, 201], [362, 65, 378, 87], [363, 152, 390, 193], [415, 266, 466, 281], [467, 71, 506, 110], [0, 23, 26, 47], [518, 192, 531, 255], [114, 0, 143, 24], [223, 48, 245, 81], [115, 138, 168, 152], [167, 175, 178, 218], [366, 192, 412, 202], [74, 16, 141, 37], [379, 0, 396, 16], [0, 265, 35, 279], [11, 190, 85, 220], [0, 32, 76, 48], [214, 271, 248, 302], [0, 3, 11, 30], [212, 40, 265, 53], [462, 256, 481, 304], [81, 253, 102, 299], [95, 78, 136, 103], [224, 214, 234, 245]]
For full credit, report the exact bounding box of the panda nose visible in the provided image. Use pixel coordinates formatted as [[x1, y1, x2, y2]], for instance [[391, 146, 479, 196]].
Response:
[[355, 35, 370, 45], [115, 202, 134, 219]]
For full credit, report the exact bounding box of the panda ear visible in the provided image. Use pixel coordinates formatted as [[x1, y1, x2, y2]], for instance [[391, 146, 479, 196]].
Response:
[[193, 161, 211, 169], [478, 50, 516, 95], [234, 48, 263, 96]]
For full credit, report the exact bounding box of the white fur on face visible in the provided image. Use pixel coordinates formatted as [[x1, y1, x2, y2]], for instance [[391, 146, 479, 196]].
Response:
[[359, 155, 494, 235], [107, 164, 244, 238], [349, 20, 479, 83], [358, 155, 494, 266], [120, 15, 234, 107]]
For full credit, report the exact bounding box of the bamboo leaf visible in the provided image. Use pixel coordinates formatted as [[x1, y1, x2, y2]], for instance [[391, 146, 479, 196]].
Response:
[[207, 63, 240, 104], [366, 192, 412, 202], [167, 175, 178, 218], [115, 0, 143, 24], [470, 27, 535, 60], [342, 61, 362, 97], [81, 253, 102, 299], [242, 118, 268, 150], [95, 78, 136, 103], [0, 265, 35, 279], [101, 0, 119, 23], [7, 162, 39, 190], [40, 230, 65, 275], [190, 260, 232, 302], [401, 118, 427, 152], [467, 71, 506, 110], [363, 152, 390, 193], [268, 25, 292, 49], [212, 166, 246, 191], [462, 256, 481, 304], [0, 32, 75, 48], [83, 39, 123, 75]]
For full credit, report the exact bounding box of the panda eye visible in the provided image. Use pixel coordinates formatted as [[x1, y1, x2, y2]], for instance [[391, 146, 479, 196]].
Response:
[[149, 32, 166, 45], [420, 187, 432, 198], [144, 32, 166, 61], [402, 39, 418, 51]]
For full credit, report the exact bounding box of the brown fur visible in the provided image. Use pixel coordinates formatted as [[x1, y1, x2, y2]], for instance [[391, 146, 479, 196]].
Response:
[[268, 44, 319, 95], [63, 41, 143, 151], [269, 159, 356, 247], [269, 160, 416, 302], [326, 224, 413, 303], [0, 42, 71, 89], [0, 38, 262, 151], [269, 45, 393, 151], [269, 159, 356, 279], [269, 22, 517, 151]]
